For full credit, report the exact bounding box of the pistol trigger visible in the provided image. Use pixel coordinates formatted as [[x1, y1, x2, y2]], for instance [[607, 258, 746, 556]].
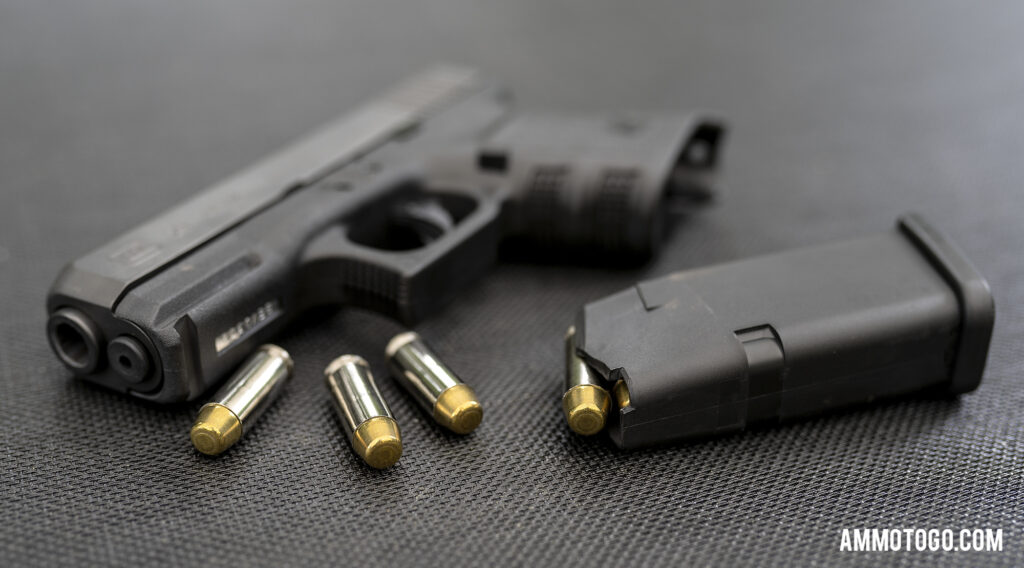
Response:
[[391, 198, 455, 245]]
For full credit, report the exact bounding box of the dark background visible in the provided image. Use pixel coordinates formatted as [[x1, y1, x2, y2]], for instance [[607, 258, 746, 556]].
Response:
[[2, 1, 1022, 566]]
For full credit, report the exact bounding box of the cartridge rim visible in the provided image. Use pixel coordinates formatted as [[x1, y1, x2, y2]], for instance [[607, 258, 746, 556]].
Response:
[[384, 331, 421, 359], [258, 344, 293, 372], [323, 354, 369, 378], [433, 384, 483, 434], [352, 416, 402, 469], [562, 384, 611, 436], [190, 403, 243, 455]]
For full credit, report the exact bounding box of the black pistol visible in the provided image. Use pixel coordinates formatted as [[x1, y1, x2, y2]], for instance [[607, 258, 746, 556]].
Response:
[[45, 66, 725, 402]]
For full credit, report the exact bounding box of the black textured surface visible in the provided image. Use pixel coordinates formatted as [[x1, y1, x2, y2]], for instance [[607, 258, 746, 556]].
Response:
[[2, 1, 1022, 566]]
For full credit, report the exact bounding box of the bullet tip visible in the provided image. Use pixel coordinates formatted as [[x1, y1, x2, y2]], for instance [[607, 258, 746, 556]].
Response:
[[613, 379, 631, 409], [353, 416, 402, 469], [568, 405, 605, 436], [364, 436, 403, 469], [190, 404, 242, 455], [451, 401, 484, 435], [434, 384, 483, 434], [562, 384, 611, 436]]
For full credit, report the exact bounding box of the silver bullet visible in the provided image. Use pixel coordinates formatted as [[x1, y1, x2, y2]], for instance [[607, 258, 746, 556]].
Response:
[[386, 331, 483, 434], [190, 344, 293, 455], [324, 355, 402, 469]]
